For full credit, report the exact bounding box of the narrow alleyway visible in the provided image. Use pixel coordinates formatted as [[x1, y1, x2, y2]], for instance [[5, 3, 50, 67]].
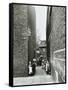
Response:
[[14, 66, 55, 86]]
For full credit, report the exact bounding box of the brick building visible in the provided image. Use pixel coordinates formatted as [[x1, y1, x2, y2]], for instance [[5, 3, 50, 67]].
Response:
[[12, 4, 36, 77], [28, 6, 36, 62], [46, 6, 66, 82]]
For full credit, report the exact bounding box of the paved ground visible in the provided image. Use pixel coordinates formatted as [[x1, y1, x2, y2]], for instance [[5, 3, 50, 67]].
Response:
[[14, 66, 55, 86]]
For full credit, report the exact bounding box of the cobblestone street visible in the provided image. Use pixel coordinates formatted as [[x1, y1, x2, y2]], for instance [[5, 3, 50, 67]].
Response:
[[14, 66, 55, 86]]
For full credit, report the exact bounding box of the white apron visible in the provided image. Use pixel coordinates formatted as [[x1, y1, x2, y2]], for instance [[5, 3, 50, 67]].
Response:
[[29, 66, 32, 74]]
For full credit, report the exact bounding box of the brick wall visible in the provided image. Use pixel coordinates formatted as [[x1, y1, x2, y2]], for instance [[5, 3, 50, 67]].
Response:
[[13, 4, 28, 77], [13, 4, 36, 77], [46, 6, 66, 82], [50, 7, 65, 52], [28, 6, 36, 61]]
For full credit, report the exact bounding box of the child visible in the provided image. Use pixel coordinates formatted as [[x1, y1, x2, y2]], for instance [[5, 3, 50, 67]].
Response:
[[46, 61, 49, 74], [28, 61, 33, 75]]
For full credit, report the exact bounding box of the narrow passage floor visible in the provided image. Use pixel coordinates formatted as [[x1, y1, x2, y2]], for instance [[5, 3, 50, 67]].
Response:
[[14, 66, 55, 86]]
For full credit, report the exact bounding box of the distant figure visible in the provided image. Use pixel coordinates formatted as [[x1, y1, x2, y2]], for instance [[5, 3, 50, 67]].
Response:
[[39, 55, 43, 66], [42, 59, 45, 69]]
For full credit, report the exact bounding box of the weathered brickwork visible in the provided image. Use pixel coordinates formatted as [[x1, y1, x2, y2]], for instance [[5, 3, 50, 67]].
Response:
[[13, 4, 28, 77], [13, 4, 36, 77], [46, 7, 66, 82], [50, 7, 65, 52], [28, 6, 36, 62]]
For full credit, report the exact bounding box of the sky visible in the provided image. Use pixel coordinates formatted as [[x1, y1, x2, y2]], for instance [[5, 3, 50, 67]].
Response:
[[34, 6, 47, 42]]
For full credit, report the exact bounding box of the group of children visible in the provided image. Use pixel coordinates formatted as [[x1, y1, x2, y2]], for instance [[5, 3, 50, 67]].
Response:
[[28, 56, 51, 76]]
